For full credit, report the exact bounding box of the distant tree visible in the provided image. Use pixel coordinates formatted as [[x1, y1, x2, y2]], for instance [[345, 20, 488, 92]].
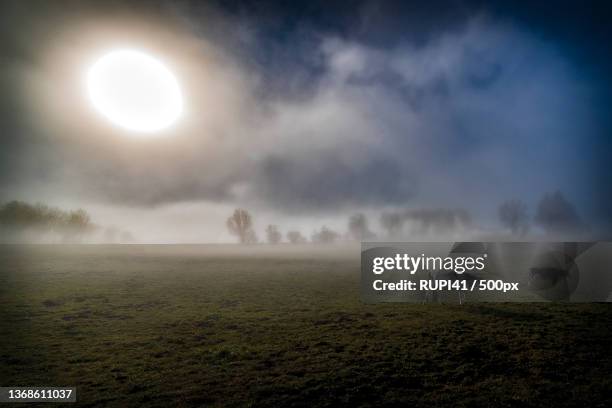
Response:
[[266, 225, 282, 244], [380, 211, 403, 237], [311, 226, 340, 244], [498, 199, 529, 236], [535, 191, 583, 235], [61, 209, 94, 242], [0, 201, 55, 229], [287, 230, 307, 244], [66, 209, 91, 229], [348, 213, 375, 241], [226, 208, 255, 244]]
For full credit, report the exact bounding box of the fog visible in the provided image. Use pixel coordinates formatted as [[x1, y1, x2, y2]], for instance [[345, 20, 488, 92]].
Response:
[[0, 1, 608, 242]]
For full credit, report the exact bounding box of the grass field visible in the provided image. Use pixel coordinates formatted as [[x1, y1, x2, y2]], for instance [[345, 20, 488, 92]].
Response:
[[1, 244, 610, 407]]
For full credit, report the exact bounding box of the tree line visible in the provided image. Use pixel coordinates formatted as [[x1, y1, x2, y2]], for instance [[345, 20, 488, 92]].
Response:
[[227, 190, 586, 244], [0, 201, 94, 242], [0, 189, 585, 244], [0, 201, 133, 243]]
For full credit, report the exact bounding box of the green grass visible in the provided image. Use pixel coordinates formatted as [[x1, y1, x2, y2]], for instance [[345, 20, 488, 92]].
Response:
[[0, 244, 610, 407]]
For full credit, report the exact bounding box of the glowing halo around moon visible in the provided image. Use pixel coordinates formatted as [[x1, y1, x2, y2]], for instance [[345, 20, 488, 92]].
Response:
[[86, 49, 183, 133]]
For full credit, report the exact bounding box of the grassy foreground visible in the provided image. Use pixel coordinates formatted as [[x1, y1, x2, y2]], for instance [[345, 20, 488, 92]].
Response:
[[0, 244, 610, 407]]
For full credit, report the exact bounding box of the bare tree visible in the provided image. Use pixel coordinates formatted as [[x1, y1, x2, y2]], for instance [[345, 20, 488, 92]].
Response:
[[498, 199, 529, 236], [348, 213, 375, 241], [287, 230, 307, 244], [266, 224, 282, 244], [311, 226, 340, 244], [535, 191, 583, 235], [226, 208, 255, 244]]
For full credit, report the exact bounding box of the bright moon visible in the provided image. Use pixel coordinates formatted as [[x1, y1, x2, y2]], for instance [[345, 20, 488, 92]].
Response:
[[87, 49, 183, 133]]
